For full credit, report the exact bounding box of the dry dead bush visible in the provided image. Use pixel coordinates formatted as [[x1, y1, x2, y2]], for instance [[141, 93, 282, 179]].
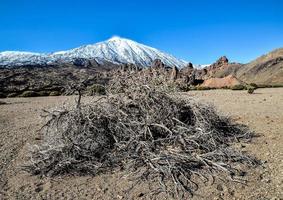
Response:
[[24, 85, 258, 198], [107, 69, 181, 94], [0, 101, 6, 105]]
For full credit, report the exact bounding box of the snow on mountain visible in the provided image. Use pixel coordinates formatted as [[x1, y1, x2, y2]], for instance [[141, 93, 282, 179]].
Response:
[[193, 64, 211, 69], [0, 37, 188, 68], [0, 51, 47, 67]]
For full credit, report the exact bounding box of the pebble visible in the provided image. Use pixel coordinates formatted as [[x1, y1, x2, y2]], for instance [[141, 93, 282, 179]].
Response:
[[261, 178, 271, 183], [216, 184, 224, 191]]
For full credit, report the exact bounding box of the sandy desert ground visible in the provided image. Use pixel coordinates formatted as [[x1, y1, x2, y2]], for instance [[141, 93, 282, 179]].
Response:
[[0, 88, 282, 200]]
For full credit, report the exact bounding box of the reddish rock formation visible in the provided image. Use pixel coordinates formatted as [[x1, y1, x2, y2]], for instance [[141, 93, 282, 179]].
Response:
[[201, 75, 243, 88], [208, 56, 229, 71], [194, 56, 232, 80], [216, 56, 228, 66]]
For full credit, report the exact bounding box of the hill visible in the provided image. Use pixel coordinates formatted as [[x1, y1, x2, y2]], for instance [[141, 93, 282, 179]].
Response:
[[236, 48, 283, 85], [200, 48, 283, 85]]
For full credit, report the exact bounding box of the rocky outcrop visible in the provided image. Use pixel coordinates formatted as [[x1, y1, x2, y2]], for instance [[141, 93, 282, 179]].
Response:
[[180, 63, 194, 74], [201, 75, 243, 88], [187, 72, 196, 85], [120, 63, 140, 71], [151, 59, 165, 69], [196, 50, 283, 85], [187, 62, 194, 69], [212, 56, 228, 67], [207, 56, 229, 72], [170, 66, 179, 80], [195, 56, 239, 80]]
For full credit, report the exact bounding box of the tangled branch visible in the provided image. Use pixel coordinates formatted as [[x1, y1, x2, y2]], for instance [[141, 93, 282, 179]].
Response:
[[23, 85, 258, 198]]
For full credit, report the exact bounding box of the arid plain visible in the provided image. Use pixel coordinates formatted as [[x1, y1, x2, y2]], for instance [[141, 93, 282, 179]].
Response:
[[0, 88, 282, 200]]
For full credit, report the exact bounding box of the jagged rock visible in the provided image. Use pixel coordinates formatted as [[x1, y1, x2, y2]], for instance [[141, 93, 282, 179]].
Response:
[[71, 58, 91, 67], [218, 56, 229, 65], [151, 59, 165, 69], [183, 75, 190, 83], [120, 63, 139, 71], [170, 66, 179, 81], [188, 71, 196, 85], [180, 64, 194, 75], [187, 62, 194, 69], [193, 56, 231, 80], [202, 68, 208, 75], [210, 56, 229, 69]]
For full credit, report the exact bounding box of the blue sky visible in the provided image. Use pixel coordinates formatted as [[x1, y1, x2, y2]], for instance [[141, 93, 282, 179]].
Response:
[[0, 0, 282, 64]]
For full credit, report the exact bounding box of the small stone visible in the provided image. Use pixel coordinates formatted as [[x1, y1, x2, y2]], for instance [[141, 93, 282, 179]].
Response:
[[228, 189, 235, 196], [239, 171, 246, 176], [34, 137, 41, 140], [262, 160, 268, 164], [103, 188, 109, 193], [270, 197, 279, 200], [261, 178, 271, 183], [35, 186, 43, 193], [216, 184, 224, 191], [138, 193, 144, 197]]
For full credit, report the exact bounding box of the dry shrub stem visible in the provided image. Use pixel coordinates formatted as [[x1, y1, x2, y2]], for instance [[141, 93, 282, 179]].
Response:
[[23, 75, 259, 198]]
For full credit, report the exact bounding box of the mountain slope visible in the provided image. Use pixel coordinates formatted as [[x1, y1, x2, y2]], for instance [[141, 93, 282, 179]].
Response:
[[235, 48, 283, 84], [199, 49, 283, 85], [0, 51, 47, 67], [0, 37, 188, 68]]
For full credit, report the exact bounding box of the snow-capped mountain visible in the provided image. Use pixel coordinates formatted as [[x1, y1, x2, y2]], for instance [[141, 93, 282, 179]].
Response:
[[0, 51, 47, 66], [0, 37, 188, 68]]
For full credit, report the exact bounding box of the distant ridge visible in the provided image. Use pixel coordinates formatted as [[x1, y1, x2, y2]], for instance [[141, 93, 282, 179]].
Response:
[[199, 48, 283, 85]]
